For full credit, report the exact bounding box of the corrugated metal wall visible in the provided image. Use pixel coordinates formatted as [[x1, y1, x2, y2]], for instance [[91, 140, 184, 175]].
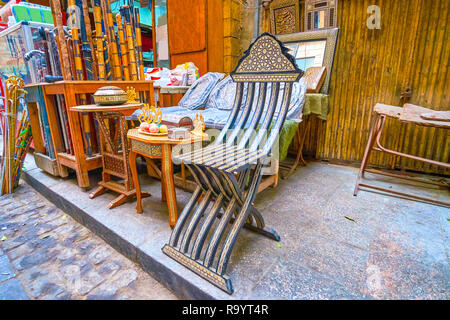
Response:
[[303, 0, 449, 174]]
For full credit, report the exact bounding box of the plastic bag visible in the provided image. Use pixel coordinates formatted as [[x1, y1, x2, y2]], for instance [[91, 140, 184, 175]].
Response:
[[169, 62, 200, 86], [146, 67, 171, 86]]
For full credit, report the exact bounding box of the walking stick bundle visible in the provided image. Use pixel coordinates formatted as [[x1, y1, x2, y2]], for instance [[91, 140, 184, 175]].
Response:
[[50, 0, 72, 80], [121, 5, 138, 80], [1, 76, 30, 195], [102, 0, 122, 80], [93, 0, 106, 80], [69, 0, 93, 156], [68, 1, 84, 82], [116, 13, 130, 81], [76, 0, 95, 80]]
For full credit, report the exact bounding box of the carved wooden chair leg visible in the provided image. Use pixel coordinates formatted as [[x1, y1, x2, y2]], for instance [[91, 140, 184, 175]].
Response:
[[89, 185, 107, 199], [108, 194, 128, 209]]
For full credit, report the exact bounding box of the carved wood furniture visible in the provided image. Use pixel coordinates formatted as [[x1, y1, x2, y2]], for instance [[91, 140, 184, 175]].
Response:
[[162, 33, 304, 294], [71, 103, 149, 209], [354, 103, 450, 207], [27, 81, 154, 189], [127, 128, 207, 228]]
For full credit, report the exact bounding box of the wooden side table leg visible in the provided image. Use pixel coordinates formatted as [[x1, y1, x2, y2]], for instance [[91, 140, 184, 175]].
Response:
[[129, 150, 143, 213], [161, 144, 177, 228], [181, 162, 186, 188], [108, 194, 128, 209], [161, 180, 167, 202]]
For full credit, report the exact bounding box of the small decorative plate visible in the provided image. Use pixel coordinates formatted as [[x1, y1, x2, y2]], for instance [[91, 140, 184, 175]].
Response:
[[138, 129, 168, 136]]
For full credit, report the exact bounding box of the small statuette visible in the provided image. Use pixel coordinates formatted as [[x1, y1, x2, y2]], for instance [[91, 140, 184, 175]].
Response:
[[126, 86, 139, 104], [190, 113, 208, 138], [137, 104, 162, 125]]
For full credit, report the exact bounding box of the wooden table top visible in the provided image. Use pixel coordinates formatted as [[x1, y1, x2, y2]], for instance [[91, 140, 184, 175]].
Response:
[[70, 103, 143, 116], [25, 80, 154, 87], [127, 128, 208, 145], [374, 103, 403, 118], [400, 104, 450, 129], [154, 85, 190, 94]]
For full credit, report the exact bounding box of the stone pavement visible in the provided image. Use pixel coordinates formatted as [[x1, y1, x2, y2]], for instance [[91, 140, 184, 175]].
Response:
[[21, 152, 450, 299], [0, 182, 177, 300]]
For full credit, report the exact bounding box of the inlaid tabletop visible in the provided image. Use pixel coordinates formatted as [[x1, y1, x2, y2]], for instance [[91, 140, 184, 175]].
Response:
[[70, 103, 144, 117], [127, 128, 208, 145]]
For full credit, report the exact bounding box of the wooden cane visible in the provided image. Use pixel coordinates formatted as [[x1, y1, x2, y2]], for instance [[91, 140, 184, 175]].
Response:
[[116, 13, 130, 81], [69, 0, 93, 156], [50, 0, 73, 80], [66, 35, 77, 81], [80, 0, 97, 80], [68, 0, 84, 81], [102, 0, 122, 80], [93, 0, 106, 80], [121, 5, 138, 81], [133, 7, 145, 80]]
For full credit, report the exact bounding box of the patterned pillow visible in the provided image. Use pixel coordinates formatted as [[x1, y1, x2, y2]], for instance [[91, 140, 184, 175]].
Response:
[[205, 76, 236, 110], [178, 72, 224, 109]]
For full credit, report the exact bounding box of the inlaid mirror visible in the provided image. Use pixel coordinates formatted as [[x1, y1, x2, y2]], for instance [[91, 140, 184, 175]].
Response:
[[278, 28, 339, 94]]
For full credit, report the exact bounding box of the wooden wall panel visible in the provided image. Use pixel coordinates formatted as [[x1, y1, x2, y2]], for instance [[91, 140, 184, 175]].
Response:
[[223, 0, 242, 73], [207, 0, 224, 72], [167, 0, 223, 75], [167, 0, 206, 55], [308, 0, 450, 175], [167, 0, 207, 74]]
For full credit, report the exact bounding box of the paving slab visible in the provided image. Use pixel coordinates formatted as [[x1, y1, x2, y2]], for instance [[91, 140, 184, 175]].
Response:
[[22, 153, 450, 299], [0, 279, 29, 300]]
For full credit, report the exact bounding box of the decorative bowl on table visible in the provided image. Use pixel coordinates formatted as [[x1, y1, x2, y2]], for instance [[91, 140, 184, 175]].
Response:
[[138, 122, 168, 136], [93, 86, 127, 105]]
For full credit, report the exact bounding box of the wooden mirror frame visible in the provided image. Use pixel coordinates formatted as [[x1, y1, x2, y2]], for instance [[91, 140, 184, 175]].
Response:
[[277, 27, 338, 94]]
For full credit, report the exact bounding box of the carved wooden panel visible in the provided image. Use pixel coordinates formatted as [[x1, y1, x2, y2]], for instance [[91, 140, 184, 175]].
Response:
[[305, 0, 338, 31], [270, 0, 301, 35]]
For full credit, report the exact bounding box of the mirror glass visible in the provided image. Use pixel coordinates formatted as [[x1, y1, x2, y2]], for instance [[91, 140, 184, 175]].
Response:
[[285, 40, 327, 71], [314, 10, 326, 29]]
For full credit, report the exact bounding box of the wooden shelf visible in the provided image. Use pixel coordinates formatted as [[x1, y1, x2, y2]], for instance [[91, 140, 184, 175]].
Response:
[[39, 80, 155, 188]]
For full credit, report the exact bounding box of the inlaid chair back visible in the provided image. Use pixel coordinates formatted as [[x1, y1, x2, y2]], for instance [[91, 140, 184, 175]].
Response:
[[163, 33, 303, 295], [215, 34, 303, 152]]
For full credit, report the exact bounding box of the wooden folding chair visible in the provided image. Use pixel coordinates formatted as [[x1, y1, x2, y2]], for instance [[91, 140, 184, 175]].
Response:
[[162, 33, 304, 294]]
